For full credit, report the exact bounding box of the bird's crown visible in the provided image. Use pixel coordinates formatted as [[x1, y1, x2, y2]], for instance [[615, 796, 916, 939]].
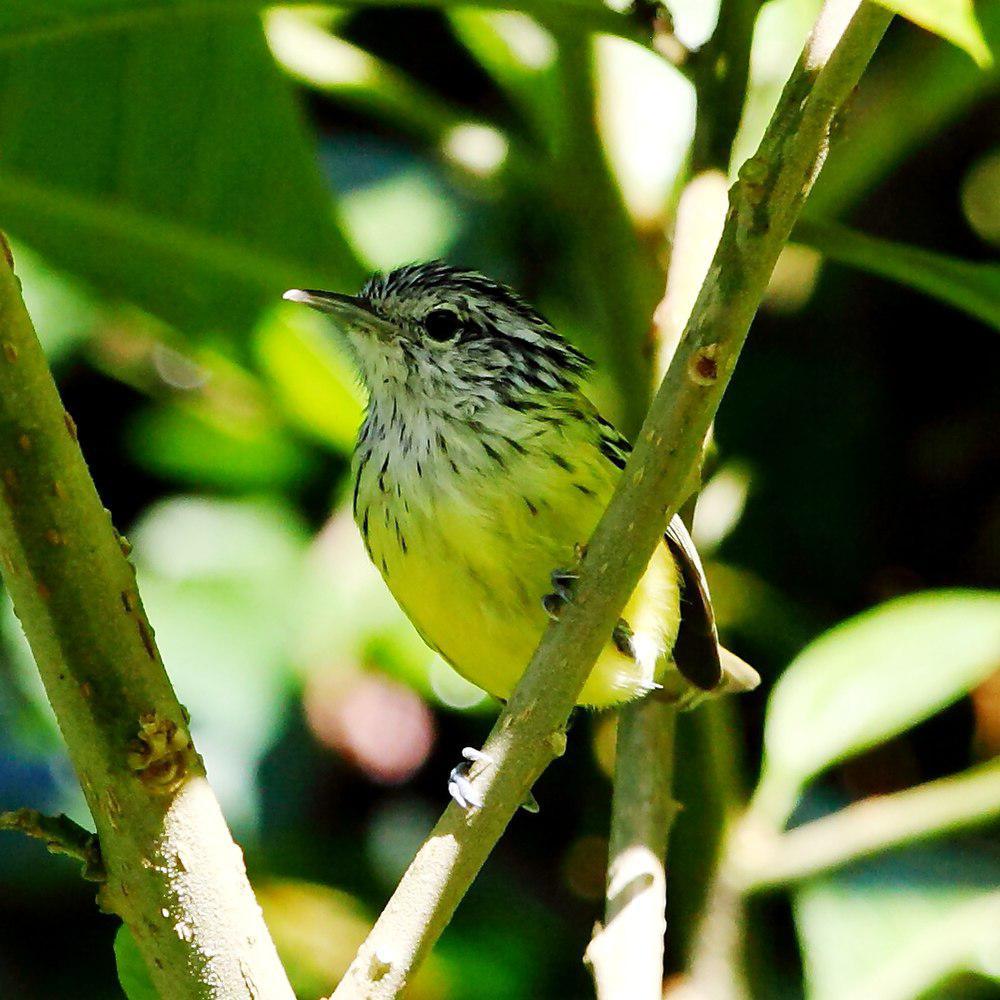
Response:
[[358, 261, 591, 391]]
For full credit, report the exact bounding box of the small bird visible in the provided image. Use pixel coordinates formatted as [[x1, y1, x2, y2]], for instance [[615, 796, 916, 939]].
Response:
[[285, 264, 757, 800]]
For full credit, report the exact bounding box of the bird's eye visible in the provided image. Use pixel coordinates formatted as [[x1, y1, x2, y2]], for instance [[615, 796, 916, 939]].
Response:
[[424, 309, 462, 343]]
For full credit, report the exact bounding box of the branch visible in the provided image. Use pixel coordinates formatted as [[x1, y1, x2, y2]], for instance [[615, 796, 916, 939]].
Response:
[[587, 168, 732, 1000], [731, 757, 1000, 892], [0, 240, 293, 998], [586, 700, 678, 999], [332, 3, 891, 996], [0, 807, 105, 881]]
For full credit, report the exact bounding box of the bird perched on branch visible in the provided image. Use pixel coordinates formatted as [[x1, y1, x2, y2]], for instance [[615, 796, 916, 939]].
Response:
[[285, 263, 757, 803]]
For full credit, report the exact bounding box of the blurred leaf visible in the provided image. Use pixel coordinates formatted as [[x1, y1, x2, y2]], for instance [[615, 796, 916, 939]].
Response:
[[339, 164, 464, 270], [132, 498, 309, 825], [254, 304, 364, 452], [114, 926, 157, 1000], [450, 10, 561, 133], [809, 2, 1000, 217], [0, 11, 362, 337], [258, 879, 448, 999], [266, 8, 474, 148], [795, 846, 1000, 1000], [871, 0, 993, 67], [0, 1, 641, 52], [127, 405, 314, 490], [756, 590, 1000, 825], [796, 220, 1000, 331]]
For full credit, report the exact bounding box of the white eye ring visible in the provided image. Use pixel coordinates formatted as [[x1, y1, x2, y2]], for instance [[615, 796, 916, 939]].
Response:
[[424, 309, 462, 343]]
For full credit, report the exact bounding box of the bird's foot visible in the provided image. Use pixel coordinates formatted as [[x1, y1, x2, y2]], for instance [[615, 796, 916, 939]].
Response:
[[542, 568, 578, 620], [448, 747, 494, 810], [447, 747, 540, 813], [542, 545, 587, 620], [611, 618, 635, 658]]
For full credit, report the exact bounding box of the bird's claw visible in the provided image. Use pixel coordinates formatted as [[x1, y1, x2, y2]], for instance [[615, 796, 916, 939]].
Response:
[[612, 618, 636, 658], [542, 568, 579, 620], [446, 747, 540, 813], [448, 747, 494, 810]]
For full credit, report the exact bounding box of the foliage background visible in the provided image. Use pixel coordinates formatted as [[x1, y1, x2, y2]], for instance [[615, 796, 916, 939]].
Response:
[[0, 1, 998, 997]]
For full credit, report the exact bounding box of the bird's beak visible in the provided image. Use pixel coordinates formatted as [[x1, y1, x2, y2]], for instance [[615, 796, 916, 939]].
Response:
[[283, 288, 394, 340]]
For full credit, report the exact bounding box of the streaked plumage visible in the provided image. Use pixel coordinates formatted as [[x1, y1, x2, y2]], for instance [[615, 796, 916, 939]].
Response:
[[285, 263, 757, 709]]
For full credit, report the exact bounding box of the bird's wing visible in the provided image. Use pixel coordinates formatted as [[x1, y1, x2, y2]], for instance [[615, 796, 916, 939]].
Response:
[[663, 514, 724, 691], [664, 514, 760, 698]]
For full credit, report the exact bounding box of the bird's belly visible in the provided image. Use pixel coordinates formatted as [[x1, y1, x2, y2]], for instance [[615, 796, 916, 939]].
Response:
[[361, 467, 682, 708]]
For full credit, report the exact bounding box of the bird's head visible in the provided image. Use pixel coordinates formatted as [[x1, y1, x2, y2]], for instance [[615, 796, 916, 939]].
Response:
[[284, 262, 590, 413]]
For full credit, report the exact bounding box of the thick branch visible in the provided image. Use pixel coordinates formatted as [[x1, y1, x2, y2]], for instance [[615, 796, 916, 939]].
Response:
[[332, 3, 891, 996], [0, 245, 293, 998]]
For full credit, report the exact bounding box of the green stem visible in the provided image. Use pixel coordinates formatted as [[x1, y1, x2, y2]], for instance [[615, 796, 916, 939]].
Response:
[[587, 700, 678, 1000], [331, 4, 891, 997], [0, 807, 104, 880], [691, 0, 763, 173], [731, 757, 1000, 892], [0, 244, 293, 998]]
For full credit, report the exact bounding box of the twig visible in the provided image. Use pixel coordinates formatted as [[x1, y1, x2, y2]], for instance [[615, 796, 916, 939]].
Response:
[[586, 700, 678, 1000], [731, 756, 1000, 892], [0, 240, 293, 998], [331, 4, 891, 996], [0, 807, 105, 881]]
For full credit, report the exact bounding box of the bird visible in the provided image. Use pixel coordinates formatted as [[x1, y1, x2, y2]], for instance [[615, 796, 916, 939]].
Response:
[[284, 263, 758, 804]]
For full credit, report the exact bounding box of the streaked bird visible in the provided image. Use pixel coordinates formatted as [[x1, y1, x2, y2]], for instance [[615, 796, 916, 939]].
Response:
[[285, 264, 758, 804]]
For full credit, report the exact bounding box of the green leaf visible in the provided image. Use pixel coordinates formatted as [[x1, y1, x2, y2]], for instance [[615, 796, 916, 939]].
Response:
[[871, 0, 993, 67], [794, 846, 1000, 1000], [114, 925, 158, 1000], [808, 0, 1000, 217], [127, 405, 314, 490], [0, 12, 363, 337], [0, 1, 640, 52], [755, 590, 1000, 825], [795, 220, 1000, 331]]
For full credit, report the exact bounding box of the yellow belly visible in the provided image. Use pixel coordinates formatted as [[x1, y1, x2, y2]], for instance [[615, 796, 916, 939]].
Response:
[[361, 443, 682, 708]]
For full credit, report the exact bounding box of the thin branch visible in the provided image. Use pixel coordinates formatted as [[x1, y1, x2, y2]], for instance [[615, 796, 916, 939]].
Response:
[[0, 807, 105, 881], [586, 700, 678, 1000], [331, 4, 891, 996], [731, 756, 1000, 892], [588, 169, 732, 1000], [0, 240, 293, 998]]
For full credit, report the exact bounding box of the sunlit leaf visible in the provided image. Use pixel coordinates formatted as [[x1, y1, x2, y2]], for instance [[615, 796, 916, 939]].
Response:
[[871, 0, 993, 67], [755, 590, 1000, 824], [0, 11, 363, 337], [266, 8, 473, 148], [114, 926, 157, 1000], [795, 220, 1000, 331], [795, 846, 1000, 1000]]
